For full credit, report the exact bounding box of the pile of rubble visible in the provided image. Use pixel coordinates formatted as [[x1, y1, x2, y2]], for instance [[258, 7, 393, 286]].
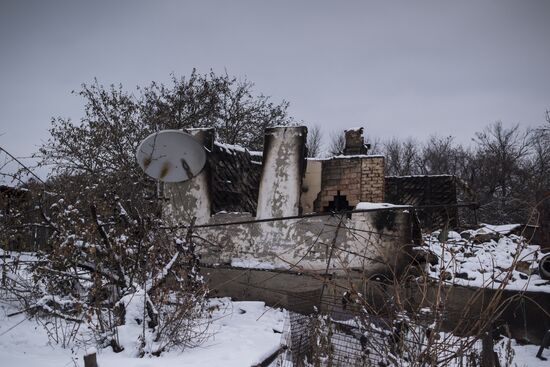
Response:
[[415, 224, 550, 292]]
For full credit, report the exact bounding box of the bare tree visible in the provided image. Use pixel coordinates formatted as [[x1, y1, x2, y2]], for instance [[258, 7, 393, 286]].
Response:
[[306, 124, 323, 158], [328, 130, 345, 156], [366, 135, 383, 155], [1, 70, 298, 355], [0, 179, 212, 355], [418, 135, 472, 178], [472, 122, 531, 222], [383, 137, 420, 176], [40, 70, 293, 178], [527, 111, 550, 193], [37, 70, 296, 223]]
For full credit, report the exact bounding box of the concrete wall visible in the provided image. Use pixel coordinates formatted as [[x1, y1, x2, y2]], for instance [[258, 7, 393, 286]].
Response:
[[196, 208, 413, 273], [205, 266, 550, 344], [256, 126, 307, 219], [300, 160, 322, 214], [164, 126, 407, 275], [408, 283, 550, 344], [164, 128, 213, 225]]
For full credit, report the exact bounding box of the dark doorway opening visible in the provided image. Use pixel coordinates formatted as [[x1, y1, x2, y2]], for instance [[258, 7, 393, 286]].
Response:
[[324, 191, 353, 218]]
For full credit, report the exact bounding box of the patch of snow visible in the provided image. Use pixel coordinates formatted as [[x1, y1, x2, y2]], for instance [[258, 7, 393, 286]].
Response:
[[0, 248, 38, 262], [187, 127, 213, 131], [355, 202, 410, 210], [231, 258, 284, 270], [117, 202, 128, 216], [496, 337, 549, 366], [0, 307, 78, 367], [0, 298, 285, 367], [447, 231, 462, 240], [479, 223, 522, 235], [332, 154, 384, 159], [311, 155, 385, 160], [213, 211, 252, 216], [386, 174, 454, 178], [215, 142, 248, 154]]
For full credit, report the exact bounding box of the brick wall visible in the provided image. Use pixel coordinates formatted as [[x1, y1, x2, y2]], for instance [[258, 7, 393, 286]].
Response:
[[361, 157, 385, 202], [315, 156, 385, 212]]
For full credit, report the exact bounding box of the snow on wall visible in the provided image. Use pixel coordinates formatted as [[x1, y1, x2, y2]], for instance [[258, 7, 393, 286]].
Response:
[[256, 126, 306, 219], [355, 202, 404, 210]]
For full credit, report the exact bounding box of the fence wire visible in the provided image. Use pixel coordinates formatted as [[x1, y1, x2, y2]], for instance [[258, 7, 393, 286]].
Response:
[[272, 310, 483, 367]]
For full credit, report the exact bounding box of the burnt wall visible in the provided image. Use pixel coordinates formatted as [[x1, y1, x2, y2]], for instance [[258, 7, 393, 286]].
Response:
[[210, 143, 262, 215], [0, 186, 50, 251], [256, 126, 307, 219], [165, 130, 263, 220], [165, 129, 213, 224], [195, 208, 413, 274], [385, 175, 458, 230], [536, 191, 550, 249]]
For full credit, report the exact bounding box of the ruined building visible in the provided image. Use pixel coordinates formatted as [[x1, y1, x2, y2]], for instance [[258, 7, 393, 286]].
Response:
[[163, 127, 411, 291]]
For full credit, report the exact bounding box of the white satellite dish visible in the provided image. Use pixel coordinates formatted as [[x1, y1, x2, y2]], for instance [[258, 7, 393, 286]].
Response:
[[136, 130, 207, 182]]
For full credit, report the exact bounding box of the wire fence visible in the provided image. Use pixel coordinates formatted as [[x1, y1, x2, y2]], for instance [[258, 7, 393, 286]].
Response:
[[271, 309, 484, 367]]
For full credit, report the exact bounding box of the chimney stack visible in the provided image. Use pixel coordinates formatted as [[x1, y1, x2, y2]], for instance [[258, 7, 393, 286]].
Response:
[[344, 127, 370, 155]]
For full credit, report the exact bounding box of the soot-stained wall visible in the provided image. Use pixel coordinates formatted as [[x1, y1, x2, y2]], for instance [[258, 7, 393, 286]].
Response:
[[210, 143, 262, 215], [196, 208, 413, 274], [164, 128, 213, 225], [164, 126, 412, 274], [385, 175, 458, 230], [256, 126, 307, 219]]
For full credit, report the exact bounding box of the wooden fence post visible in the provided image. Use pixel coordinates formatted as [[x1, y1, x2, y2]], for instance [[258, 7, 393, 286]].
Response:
[[481, 331, 499, 367], [83, 352, 98, 367]]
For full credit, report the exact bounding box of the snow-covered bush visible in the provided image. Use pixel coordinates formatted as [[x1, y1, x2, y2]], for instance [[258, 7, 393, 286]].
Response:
[[1, 182, 212, 356]]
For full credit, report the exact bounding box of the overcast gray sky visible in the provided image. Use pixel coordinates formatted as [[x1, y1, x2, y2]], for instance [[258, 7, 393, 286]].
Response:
[[1, 0, 549, 164]]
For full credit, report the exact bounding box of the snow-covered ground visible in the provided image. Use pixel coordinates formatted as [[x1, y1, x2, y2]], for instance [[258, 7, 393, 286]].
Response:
[[495, 338, 549, 367], [0, 298, 285, 367], [2, 231, 549, 366], [1, 297, 548, 366], [421, 225, 550, 293]]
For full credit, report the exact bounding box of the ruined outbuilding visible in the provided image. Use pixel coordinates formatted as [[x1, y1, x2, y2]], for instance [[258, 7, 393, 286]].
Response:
[[163, 126, 412, 276]]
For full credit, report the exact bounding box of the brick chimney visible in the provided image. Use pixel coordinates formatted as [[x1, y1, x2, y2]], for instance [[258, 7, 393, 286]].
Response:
[[344, 127, 370, 155]]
